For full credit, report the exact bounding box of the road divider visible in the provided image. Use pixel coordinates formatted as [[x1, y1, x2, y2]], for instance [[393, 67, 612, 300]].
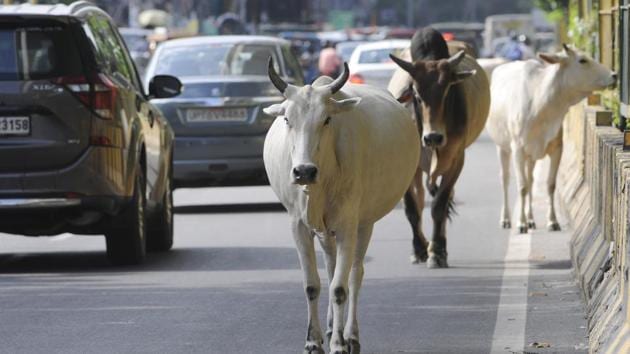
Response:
[[559, 101, 630, 353]]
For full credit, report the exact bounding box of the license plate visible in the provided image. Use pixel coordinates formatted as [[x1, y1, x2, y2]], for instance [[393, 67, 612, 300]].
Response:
[[0, 116, 30, 136], [186, 108, 248, 122]]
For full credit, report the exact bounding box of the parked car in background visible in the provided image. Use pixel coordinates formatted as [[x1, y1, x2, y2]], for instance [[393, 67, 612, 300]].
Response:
[[119, 27, 153, 77], [144, 36, 304, 188], [348, 40, 408, 88], [0, 2, 181, 265], [336, 40, 367, 62], [431, 21, 484, 57]]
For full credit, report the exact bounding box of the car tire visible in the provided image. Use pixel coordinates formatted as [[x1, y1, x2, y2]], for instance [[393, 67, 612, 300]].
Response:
[[147, 161, 173, 252], [105, 166, 147, 265]]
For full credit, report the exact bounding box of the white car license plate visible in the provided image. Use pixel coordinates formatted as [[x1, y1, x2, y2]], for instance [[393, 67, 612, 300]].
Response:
[[0, 116, 30, 136], [186, 108, 248, 122]]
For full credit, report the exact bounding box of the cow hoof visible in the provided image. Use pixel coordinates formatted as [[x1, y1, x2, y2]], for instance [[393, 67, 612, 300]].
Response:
[[501, 220, 511, 229], [527, 220, 537, 229], [518, 225, 528, 234], [427, 254, 448, 268], [330, 347, 349, 354], [548, 222, 561, 231], [349, 339, 361, 354], [410, 251, 428, 264], [304, 344, 325, 354]]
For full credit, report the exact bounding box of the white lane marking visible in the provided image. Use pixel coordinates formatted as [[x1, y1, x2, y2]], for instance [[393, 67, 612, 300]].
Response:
[[48, 234, 74, 242], [490, 232, 532, 354]]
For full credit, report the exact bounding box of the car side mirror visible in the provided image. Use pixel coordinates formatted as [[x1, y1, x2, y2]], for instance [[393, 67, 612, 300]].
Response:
[[149, 75, 182, 99]]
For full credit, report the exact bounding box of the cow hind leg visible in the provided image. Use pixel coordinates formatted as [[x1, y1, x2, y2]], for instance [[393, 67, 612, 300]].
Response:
[[546, 135, 563, 231], [525, 159, 536, 230], [404, 171, 428, 263], [292, 219, 325, 354], [498, 147, 511, 228], [513, 148, 529, 234], [344, 224, 374, 354], [428, 154, 464, 269]]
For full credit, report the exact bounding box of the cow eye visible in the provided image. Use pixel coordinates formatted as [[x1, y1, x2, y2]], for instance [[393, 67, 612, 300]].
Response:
[[324, 116, 332, 126], [284, 117, 289, 124], [579, 58, 588, 64]]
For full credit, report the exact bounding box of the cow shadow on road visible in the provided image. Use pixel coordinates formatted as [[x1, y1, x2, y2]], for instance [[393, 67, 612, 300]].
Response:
[[174, 202, 286, 214]]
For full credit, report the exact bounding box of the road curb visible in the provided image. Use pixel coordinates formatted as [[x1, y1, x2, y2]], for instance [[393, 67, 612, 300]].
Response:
[[559, 102, 630, 353]]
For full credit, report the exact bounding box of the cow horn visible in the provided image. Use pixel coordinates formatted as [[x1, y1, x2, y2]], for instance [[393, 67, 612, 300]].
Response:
[[326, 62, 350, 94], [447, 50, 466, 67], [267, 57, 287, 93], [390, 54, 415, 74]]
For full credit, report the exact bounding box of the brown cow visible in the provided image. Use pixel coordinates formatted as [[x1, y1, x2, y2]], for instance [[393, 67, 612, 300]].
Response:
[[388, 27, 490, 268]]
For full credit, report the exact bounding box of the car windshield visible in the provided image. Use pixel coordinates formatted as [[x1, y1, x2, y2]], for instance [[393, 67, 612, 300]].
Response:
[[358, 47, 405, 64], [154, 43, 280, 77], [0, 25, 83, 81]]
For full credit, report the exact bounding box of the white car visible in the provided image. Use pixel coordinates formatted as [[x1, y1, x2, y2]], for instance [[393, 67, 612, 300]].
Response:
[[348, 40, 409, 89]]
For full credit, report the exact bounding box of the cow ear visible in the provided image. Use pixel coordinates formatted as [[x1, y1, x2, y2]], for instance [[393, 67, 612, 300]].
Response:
[[396, 86, 413, 103], [263, 104, 285, 117], [538, 52, 561, 64], [453, 70, 476, 84], [328, 97, 361, 114], [562, 43, 576, 57]]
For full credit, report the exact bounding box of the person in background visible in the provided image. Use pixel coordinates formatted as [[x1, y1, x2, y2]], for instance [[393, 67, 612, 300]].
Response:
[[318, 40, 341, 78], [500, 32, 535, 61]]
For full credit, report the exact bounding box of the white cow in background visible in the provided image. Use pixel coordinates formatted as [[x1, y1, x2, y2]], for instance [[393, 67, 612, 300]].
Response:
[[263, 59, 419, 354], [477, 57, 508, 80], [486, 44, 616, 233]]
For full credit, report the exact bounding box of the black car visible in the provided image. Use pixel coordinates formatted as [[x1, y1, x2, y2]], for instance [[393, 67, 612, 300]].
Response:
[[0, 1, 182, 265]]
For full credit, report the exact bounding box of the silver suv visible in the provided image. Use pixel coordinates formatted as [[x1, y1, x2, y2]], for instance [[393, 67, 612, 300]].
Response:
[[0, 2, 182, 265]]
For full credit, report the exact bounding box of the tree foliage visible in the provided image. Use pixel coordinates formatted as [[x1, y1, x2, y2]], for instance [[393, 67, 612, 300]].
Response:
[[534, 0, 570, 12]]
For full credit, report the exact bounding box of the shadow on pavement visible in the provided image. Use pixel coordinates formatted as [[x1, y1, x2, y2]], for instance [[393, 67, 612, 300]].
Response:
[[174, 202, 286, 214], [0, 246, 323, 274]]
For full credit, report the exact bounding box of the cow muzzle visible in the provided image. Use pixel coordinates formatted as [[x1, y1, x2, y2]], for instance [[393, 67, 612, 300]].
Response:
[[423, 133, 445, 148], [292, 164, 318, 185]]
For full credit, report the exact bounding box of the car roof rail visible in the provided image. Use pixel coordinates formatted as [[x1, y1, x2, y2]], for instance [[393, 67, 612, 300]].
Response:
[[68, 1, 95, 14]]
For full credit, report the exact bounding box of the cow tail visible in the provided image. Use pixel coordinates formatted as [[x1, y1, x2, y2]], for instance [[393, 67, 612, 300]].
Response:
[[446, 195, 458, 221]]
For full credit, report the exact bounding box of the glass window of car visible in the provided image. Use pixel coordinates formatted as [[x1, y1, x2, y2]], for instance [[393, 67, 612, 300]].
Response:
[[281, 45, 304, 84], [0, 24, 83, 81], [358, 47, 406, 64], [153, 43, 282, 78], [83, 15, 133, 83]]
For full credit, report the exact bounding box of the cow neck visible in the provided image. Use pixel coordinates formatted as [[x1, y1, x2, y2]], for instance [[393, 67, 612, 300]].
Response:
[[531, 64, 575, 128], [302, 130, 341, 234]]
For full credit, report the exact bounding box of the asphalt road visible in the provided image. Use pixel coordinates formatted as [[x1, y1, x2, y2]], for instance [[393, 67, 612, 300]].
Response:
[[0, 133, 588, 354]]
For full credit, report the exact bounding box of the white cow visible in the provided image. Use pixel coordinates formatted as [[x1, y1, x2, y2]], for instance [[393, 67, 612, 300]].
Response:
[[477, 57, 509, 80], [263, 59, 419, 354], [486, 44, 616, 233]]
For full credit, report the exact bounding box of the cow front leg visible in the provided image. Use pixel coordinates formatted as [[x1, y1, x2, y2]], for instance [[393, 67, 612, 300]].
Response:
[[512, 147, 529, 233], [428, 155, 464, 269], [316, 232, 336, 343], [546, 134, 562, 231], [292, 219, 324, 354], [404, 168, 428, 263], [329, 220, 358, 354], [525, 159, 536, 229], [498, 147, 512, 228], [344, 224, 374, 354]]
